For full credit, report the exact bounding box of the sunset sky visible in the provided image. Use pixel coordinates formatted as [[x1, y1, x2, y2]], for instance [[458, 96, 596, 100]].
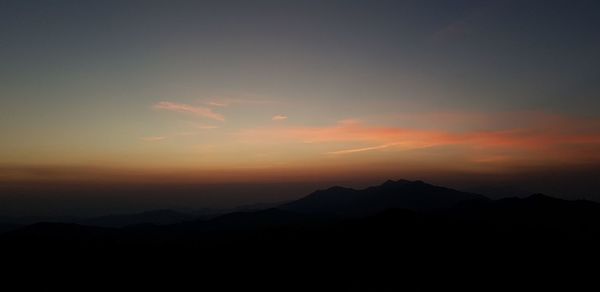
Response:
[[1, 1, 599, 214]]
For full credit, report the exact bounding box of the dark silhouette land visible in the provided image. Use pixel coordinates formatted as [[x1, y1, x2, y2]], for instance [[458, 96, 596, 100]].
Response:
[[2, 180, 599, 290]]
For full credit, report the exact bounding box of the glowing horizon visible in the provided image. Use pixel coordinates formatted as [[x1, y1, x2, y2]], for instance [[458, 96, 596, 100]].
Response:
[[1, 0, 599, 188]]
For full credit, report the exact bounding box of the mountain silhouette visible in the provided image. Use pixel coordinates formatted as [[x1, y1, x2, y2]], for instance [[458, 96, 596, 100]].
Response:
[[79, 209, 196, 228], [281, 179, 488, 216], [172, 208, 310, 234], [3, 180, 600, 291]]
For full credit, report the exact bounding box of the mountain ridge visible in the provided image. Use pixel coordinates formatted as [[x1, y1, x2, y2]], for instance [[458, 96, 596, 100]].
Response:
[[280, 179, 489, 216]]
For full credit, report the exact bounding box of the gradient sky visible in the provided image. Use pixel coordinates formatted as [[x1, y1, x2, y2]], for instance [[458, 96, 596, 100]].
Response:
[[1, 0, 600, 214]]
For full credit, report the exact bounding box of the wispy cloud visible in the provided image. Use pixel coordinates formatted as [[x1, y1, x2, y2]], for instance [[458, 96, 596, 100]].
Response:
[[237, 120, 450, 144], [196, 125, 219, 129], [206, 101, 229, 107], [191, 123, 219, 130], [204, 98, 274, 108], [154, 101, 225, 121], [237, 115, 600, 163], [327, 142, 407, 155], [141, 136, 167, 142], [272, 115, 288, 121]]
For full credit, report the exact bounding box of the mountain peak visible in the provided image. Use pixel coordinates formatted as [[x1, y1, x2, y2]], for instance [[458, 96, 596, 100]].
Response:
[[282, 179, 487, 216]]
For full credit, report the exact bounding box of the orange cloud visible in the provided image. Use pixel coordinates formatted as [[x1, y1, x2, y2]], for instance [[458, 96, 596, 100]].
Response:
[[238, 120, 454, 144], [154, 101, 225, 121], [237, 116, 600, 164]]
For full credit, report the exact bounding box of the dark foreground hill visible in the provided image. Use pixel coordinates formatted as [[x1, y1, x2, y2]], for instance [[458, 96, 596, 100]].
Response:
[[2, 180, 600, 291]]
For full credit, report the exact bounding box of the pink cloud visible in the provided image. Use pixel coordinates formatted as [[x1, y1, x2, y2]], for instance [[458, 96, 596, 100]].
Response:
[[238, 120, 453, 144], [154, 101, 225, 121], [237, 115, 600, 163]]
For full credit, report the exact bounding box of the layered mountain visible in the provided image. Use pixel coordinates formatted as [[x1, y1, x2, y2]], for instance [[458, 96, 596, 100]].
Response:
[[280, 179, 488, 216], [2, 180, 600, 291], [79, 209, 196, 228]]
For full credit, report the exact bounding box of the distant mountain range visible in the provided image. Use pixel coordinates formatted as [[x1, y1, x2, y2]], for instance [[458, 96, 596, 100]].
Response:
[[0, 208, 220, 231], [0, 179, 487, 232], [3, 179, 600, 290], [1, 179, 599, 232]]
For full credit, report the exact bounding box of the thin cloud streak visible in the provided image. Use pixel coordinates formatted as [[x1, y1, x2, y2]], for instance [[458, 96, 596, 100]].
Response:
[[327, 142, 407, 155], [272, 115, 288, 121], [206, 101, 229, 107], [141, 136, 167, 142], [237, 117, 600, 162], [154, 101, 225, 121], [204, 98, 275, 108], [193, 124, 219, 130]]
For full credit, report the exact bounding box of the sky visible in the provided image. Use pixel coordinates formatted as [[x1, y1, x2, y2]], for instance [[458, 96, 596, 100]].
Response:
[[1, 0, 599, 215]]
